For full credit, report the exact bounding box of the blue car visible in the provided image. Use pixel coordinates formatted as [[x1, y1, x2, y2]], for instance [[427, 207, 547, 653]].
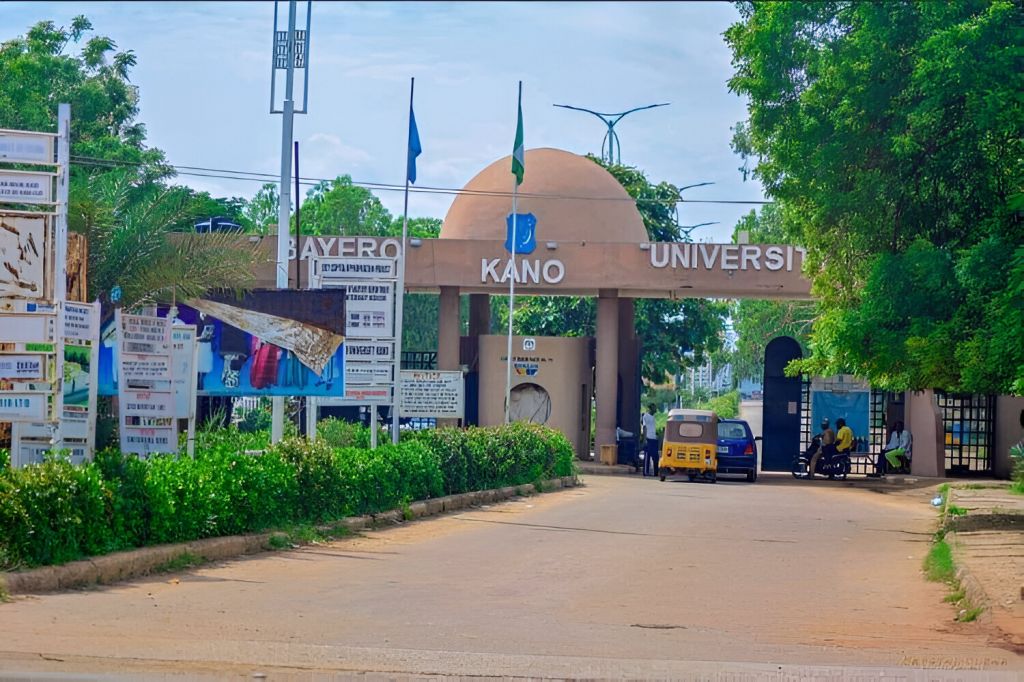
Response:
[[717, 418, 759, 482]]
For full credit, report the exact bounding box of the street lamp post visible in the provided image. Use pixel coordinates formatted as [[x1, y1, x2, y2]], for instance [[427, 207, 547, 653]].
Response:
[[675, 181, 715, 240], [553, 103, 669, 165]]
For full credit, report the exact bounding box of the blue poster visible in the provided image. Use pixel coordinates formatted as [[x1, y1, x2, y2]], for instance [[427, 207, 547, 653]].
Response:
[[811, 390, 869, 451], [98, 304, 345, 398]]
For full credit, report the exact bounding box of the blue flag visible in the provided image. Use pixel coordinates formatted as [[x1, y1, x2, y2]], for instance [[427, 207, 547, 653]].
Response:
[[407, 104, 422, 184]]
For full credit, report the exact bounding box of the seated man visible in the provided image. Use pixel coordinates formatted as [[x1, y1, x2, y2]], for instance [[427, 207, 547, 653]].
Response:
[[872, 421, 912, 476]]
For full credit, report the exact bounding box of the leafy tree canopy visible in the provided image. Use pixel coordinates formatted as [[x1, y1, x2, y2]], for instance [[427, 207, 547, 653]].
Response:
[[729, 205, 816, 382], [1, 16, 258, 308], [726, 0, 1023, 393]]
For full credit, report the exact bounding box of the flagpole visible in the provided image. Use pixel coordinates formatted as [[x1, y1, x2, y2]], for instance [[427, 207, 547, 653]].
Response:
[[505, 80, 522, 425], [392, 77, 415, 444]]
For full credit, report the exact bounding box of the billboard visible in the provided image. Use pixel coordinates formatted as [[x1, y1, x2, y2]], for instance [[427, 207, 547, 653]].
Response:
[[98, 290, 346, 398]]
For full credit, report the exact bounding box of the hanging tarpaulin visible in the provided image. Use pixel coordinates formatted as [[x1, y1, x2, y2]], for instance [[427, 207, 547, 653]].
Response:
[[186, 298, 342, 376]]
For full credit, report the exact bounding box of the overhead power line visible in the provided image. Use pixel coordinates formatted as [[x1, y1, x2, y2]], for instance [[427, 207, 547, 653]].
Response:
[[68, 154, 773, 207]]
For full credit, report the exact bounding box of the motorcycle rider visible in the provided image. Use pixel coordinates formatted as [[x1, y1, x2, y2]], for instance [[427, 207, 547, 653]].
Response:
[[808, 417, 836, 479], [835, 418, 854, 457]]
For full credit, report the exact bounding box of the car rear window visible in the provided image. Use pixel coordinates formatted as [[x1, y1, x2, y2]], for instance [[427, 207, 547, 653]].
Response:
[[718, 422, 748, 439], [666, 421, 705, 440]]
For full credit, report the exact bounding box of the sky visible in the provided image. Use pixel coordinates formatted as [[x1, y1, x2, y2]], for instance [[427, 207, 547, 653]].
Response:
[[4, 1, 766, 242]]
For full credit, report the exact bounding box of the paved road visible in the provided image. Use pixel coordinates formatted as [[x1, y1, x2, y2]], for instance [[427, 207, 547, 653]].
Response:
[[0, 476, 1020, 679]]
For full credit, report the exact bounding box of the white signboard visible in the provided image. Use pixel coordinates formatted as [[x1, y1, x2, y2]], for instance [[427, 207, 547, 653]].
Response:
[[0, 217, 46, 299], [3, 313, 56, 345], [119, 313, 171, 355], [314, 257, 398, 280], [342, 386, 391, 402], [0, 130, 54, 164], [0, 393, 51, 422], [0, 171, 52, 204], [0, 355, 47, 380], [170, 325, 197, 419], [117, 311, 177, 455], [63, 301, 98, 341], [400, 370, 464, 419], [120, 353, 173, 384], [342, 282, 394, 338], [346, 364, 392, 384], [345, 340, 395, 362]]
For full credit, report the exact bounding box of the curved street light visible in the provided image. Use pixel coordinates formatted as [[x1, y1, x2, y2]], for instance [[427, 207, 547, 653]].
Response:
[[553, 102, 670, 165], [675, 182, 715, 240]]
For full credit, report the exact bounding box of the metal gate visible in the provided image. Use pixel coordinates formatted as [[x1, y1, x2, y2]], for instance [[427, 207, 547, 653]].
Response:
[[761, 337, 803, 471], [936, 392, 995, 475]]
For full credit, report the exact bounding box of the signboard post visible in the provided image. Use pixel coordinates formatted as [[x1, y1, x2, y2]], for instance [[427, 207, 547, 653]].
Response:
[[116, 309, 177, 456], [309, 255, 398, 448], [400, 370, 465, 420], [170, 324, 199, 457], [0, 111, 69, 467]]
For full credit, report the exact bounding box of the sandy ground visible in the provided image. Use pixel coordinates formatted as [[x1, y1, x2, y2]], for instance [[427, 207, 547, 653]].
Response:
[[0, 475, 1020, 679]]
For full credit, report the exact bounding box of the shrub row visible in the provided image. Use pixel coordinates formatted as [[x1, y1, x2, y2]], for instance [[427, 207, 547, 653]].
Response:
[[0, 422, 575, 570]]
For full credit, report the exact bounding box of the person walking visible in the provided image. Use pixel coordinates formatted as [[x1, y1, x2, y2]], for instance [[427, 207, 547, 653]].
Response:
[[641, 404, 659, 477]]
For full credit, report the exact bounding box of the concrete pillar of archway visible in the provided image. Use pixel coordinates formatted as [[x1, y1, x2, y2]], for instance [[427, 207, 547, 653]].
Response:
[[468, 294, 490, 338], [595, 289, 620, 457], [617, 298, 639, 435], [437, 286, 461, 372]]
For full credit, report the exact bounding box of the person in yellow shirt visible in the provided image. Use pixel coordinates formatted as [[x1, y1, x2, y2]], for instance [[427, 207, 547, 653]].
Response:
[[835, 418, 854, 455]]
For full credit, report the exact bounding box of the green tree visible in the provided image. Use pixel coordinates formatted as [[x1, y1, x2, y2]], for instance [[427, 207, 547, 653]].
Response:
[[299, 176, 394, 236], [1, 17, 259, 308], [728, 205, 816, 382], [726, 1, 1023, 393], [501, 156, 726, 383], [243, 183, 279, 235]]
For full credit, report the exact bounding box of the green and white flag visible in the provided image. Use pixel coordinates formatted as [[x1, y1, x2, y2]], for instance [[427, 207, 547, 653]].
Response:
[[512, 81, 524, 185]]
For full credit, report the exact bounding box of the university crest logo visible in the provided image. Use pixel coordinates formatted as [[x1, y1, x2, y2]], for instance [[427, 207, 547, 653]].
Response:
[[504, 213, 537, 255]]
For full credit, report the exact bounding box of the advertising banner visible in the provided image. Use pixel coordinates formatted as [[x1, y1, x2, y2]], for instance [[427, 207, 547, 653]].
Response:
[[61, 301, 100, 454], [400, 370, 464, 419]]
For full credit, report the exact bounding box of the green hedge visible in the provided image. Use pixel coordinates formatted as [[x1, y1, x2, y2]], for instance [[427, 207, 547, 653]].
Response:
[[0, 422, 575, 570]]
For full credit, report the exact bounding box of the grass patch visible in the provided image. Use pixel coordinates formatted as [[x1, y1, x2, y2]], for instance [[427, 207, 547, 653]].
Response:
[[924, 540, 956, 583], [944, 587, 965, 604], [957, 605, 984, 622], [267, 523, 353, 551], [154, 552, 202, 574], [947, 504, 968, 517]]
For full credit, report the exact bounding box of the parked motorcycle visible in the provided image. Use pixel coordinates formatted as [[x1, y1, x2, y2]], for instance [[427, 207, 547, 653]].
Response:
[[791, 435, 851, 480]]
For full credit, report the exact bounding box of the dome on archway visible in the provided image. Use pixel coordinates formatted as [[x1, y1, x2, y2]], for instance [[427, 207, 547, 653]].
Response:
[[440, 148, 648, 243]]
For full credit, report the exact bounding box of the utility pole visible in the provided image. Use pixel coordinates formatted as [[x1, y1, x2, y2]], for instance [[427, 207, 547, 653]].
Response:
[[553, 103, 669, 165], [269, 0, 311, 442]]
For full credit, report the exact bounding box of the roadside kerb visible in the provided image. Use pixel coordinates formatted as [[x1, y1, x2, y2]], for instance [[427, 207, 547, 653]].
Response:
[[0, 475, 579, 597], [942, 484, 1024, 641]]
